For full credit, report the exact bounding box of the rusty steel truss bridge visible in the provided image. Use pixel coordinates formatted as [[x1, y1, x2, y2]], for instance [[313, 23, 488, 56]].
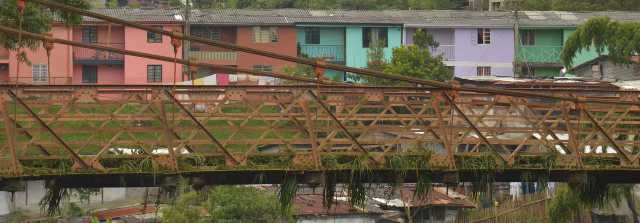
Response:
[[1, 0, 640, 187]]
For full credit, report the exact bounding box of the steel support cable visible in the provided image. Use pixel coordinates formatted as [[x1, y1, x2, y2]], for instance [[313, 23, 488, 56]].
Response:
[[0, 25, 340, 86], [27, 0, 640, 106]]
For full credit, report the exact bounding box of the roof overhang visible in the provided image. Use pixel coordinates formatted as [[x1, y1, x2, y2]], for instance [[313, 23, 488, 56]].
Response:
[[405, 24, 513, 28]]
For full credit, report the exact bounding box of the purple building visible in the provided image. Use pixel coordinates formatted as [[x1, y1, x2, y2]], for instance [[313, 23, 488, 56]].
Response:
[[404, 11, 515, 77]]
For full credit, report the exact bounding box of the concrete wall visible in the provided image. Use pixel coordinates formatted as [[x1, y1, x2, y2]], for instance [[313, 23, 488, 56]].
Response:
[[296, 26, 345, 46], [574, 59, 640, 82], [236, 26, 297, 74], [0, 181, 154, 216], [72, 64, 125, 84], [124, 24, 183, 84], [453, 28, 514, 77]]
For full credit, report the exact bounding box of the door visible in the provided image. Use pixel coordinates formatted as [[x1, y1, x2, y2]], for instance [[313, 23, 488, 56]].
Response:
[[82, 65, 98, 83]]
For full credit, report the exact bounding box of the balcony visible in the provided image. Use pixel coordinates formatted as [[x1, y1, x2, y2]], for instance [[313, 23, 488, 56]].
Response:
[[430, 45, 455, 61], [189, 51, 237, 64], [299, 44, 345, 62], [517, 46, 562, 65], [73, 43, 124, 65]]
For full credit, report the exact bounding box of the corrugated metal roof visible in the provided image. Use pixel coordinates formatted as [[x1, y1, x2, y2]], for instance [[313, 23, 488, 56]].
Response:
[[79, 8, 640, 27], [517, 11, 640, 27]]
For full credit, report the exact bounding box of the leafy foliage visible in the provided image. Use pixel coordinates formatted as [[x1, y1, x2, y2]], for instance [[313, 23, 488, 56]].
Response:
[[549, 181, 635, 223], [161, 186, 288, 222], [364, 29, 451, 85], [562, 17, 640, 67], [206, 186, 287, 222], [161, 192, 207, 223], [383, 45, 452, 83], [0, 0, 89, 62]]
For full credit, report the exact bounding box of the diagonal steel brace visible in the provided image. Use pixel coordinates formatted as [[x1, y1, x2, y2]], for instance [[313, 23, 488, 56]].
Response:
[[4, 116, 50, 155], [442, 92, 507, 163], [306, 90, 379, 164], [6, 90, 90, 169], [583, 108, 632, 163], [163, 89, 239, 165]]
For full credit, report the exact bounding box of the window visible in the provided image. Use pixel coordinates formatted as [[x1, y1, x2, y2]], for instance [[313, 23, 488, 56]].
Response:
[[32, 64, 48, 83], [363, 27, 388, 48], [82, 65, 98, 83], [477, 28, 491, 44], [253, 27, 278, 43], [253, 65, 273, 73], [192, 27, 221, 41], [147, 65, 162, 83], [491, 2, 501, 10], [304, 27, 320, 44], [521, 30, 535, 45], [477, 66, 491, 76], [82, 27, 97, 43], [147, 26, 163, 43]]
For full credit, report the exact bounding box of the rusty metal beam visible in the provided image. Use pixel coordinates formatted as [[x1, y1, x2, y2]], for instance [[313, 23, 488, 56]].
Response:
[[162, 89, 239, 165], [306, 90, 377, 164], [6, 90, 90, 169], [3, 116, 50, 155], [583, 108, 632, 163], [442, 92, 507, 163]]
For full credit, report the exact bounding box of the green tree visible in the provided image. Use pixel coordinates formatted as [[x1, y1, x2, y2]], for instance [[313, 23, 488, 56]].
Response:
[[383, 45, 452, 84], [161, 186, 287, 223], [0, 0, 88, 63], [360, 39, 387, 83], [106, 0, 118, 8], [413, 28, 439, 49], [561, 17, 640, 67], [161, 192, 207, 223], [365, 29, 451, 85], [206, 186, 286, 222]]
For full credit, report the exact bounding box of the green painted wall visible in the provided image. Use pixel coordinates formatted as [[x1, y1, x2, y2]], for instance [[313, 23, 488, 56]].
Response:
[[296, 26, 346, 80], [534, 67, 561, 78], [533, 29, 563, 46], [517, 29, 564, 64], [345, 26, 402, 68]]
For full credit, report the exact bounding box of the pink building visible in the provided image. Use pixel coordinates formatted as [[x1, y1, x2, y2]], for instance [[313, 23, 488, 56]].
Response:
[[1, 9, 183, 85]]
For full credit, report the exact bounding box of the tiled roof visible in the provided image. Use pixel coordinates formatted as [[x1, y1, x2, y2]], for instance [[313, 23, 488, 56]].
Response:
[[79, 8, 640, 27], [294, 194, 383, 216], [84, 8, 183, 23]]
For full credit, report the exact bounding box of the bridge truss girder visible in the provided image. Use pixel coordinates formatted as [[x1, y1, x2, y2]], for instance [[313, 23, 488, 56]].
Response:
[[0, 85, 639, 183]]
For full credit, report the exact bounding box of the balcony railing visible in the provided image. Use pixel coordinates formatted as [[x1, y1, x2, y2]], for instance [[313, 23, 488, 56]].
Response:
[[300, 44, 345, 62], [517, 46, 562, 64], [430, 45, 455, 61], [189, 51, 237, 61], [73, 43, 124, 65]]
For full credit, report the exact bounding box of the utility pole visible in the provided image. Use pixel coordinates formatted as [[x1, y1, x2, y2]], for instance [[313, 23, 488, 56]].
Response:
[[183, 0, 191, 81]]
